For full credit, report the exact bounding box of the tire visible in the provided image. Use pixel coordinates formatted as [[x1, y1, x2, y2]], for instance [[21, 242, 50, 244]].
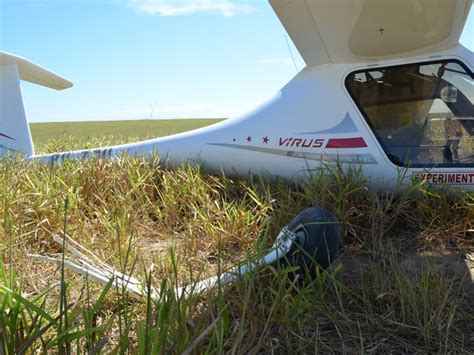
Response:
[[282, 207, 341, 279]]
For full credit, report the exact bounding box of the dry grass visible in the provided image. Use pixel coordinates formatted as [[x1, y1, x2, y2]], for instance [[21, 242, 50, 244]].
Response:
[[0, 136, 473, 353]]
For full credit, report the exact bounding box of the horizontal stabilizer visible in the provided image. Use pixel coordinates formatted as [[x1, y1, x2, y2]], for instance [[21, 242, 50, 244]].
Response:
[[0, 51, 73, 90]]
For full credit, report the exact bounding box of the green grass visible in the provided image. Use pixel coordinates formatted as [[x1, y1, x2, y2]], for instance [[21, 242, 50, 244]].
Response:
[[1, 126, 473, 353], [30, 119, 223, 148]]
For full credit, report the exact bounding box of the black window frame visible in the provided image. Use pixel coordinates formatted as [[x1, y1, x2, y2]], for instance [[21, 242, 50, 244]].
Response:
[[345, 58, 474, 168]]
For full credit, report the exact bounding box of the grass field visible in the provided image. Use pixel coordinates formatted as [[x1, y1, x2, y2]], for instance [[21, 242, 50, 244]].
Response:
[[1, 121, 473, 353], [30, 119, 223, 150]]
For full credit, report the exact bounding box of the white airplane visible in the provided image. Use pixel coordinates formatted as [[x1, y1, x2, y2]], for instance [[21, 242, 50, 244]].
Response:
[[1, 0, 473, 194]]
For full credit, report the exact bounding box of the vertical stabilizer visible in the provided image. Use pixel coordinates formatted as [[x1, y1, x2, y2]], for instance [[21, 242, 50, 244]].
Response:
[[0, 51, 73, 158], [0, 64, 34, 156]]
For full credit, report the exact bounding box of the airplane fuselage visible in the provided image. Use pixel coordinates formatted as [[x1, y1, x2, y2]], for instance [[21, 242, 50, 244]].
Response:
[[34, 45, 474, 191]]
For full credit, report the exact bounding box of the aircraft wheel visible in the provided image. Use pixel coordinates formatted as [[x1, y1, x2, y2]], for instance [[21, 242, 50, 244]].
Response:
[[282, 207, 341, 279]]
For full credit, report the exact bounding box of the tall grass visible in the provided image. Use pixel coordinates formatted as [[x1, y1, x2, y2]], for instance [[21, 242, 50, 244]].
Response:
[[0, 137, 472, 352]]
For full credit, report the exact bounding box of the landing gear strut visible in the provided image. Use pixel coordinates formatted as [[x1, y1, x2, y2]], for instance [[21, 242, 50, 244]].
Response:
[[30, 208, 342, 299]]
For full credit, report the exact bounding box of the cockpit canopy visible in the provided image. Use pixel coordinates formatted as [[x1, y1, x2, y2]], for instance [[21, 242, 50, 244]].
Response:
[[346, 60, 474, 167]]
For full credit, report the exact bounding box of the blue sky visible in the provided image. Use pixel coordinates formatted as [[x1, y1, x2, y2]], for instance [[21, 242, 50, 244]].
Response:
[[1, 0, 473, 122]]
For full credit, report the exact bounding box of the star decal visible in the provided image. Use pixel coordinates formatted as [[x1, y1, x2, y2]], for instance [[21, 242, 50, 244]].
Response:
[[262, 136, 269, 144], [246, 136, 252, 142]]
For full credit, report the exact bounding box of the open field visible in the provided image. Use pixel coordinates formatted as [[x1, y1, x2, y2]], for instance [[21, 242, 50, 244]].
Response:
[[1, 125, 473, 353], [30, 119, 223, 150]]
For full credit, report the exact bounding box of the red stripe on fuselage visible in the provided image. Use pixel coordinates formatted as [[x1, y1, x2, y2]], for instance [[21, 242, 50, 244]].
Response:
[[326, 137, 367, 148], [0, 132, 15, 141]]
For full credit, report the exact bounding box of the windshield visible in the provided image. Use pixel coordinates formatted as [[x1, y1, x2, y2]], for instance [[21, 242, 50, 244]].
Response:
[[346, 60, 474, 167]]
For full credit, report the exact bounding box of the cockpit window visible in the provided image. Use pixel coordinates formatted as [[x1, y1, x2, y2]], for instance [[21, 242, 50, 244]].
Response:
[[346, 60, 474, 167]]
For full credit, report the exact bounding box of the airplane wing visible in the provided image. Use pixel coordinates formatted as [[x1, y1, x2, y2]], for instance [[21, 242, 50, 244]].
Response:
[[269, 0, 472, 66], [0, 51, 73, 90]]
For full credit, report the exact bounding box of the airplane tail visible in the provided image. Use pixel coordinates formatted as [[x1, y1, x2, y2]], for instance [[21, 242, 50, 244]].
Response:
[[0, 52, 72, 158]]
